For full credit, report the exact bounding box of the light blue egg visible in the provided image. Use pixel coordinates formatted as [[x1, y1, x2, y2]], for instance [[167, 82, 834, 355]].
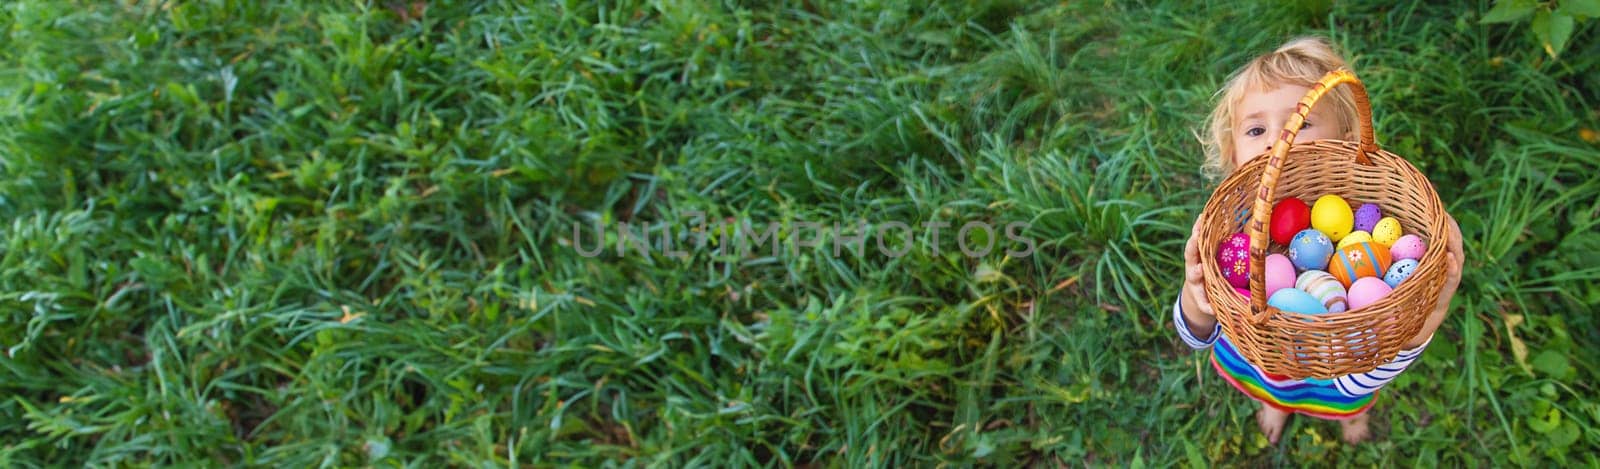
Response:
[[1384, 258, 1420, 288], [1288, 229, 1335, 272], [1268, 287, 1329, 315], [1276, 287, 1333, 366]]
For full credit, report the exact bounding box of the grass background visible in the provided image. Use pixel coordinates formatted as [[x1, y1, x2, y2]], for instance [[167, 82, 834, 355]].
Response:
[[3, 0, 1599, 466]]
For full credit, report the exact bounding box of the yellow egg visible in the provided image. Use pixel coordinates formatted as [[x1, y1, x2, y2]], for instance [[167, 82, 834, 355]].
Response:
[[1311, 195, 1354, 242], [1337, 230, 1373, 249], [1372, 217, 1403, 247]]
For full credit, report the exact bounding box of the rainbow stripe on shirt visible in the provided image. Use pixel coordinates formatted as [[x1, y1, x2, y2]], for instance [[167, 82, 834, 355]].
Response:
[[1210, 334, 1377, 420]]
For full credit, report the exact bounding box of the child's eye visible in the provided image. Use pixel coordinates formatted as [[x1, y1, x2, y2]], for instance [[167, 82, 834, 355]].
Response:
[[1300, 121, 1313, 130], [1245, 127, 1265, 137]]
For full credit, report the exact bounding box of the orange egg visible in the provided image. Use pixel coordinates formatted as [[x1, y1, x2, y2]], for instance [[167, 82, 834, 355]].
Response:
[[1328, 242, 1392, 288]]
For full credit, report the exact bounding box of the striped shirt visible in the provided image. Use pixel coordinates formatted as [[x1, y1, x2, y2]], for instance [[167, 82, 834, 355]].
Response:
[[1173, 295, 1431, 419]]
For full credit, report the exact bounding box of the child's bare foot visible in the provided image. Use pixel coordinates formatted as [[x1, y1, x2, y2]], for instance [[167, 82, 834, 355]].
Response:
[[1256, 404, 1290, 444], [1340, 413, 1371, 444]]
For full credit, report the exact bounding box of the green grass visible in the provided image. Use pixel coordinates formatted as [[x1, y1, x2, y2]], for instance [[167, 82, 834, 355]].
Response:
[[2, 0, 1599, 466]]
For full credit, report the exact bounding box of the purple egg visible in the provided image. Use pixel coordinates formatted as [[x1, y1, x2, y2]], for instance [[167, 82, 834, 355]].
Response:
[[1353, 203, 1383, 233]]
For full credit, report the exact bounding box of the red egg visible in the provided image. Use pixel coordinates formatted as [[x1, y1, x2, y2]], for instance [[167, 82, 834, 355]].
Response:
[[1270, 198, 1311, 246]]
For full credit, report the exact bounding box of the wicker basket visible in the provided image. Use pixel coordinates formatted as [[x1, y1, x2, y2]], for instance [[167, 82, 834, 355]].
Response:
[[1199, 69, 1450, 380]]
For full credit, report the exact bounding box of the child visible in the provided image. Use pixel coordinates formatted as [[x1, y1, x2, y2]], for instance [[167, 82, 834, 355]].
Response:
[[1175, 37, 1464, 444]]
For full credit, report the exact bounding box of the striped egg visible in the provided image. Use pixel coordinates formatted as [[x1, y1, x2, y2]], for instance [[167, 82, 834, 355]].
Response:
[[1294, 270, 1348, 313], [1329, 242, 1393, 288]]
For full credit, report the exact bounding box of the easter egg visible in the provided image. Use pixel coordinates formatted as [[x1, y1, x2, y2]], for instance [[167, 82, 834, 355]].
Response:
[[1311, 195, 1354, 242], [1353, 203, 1383, 233], [1270, 198, 1312, 246], [1384, 258, 1420, 288], [1217, 233, 1252, 288], [1268, 288, 1328, 315], [1266, 254, 1296, 298], [1235, 286, 1250, 298], [1336, 231, 1373, 249], [1372, 217, 1403, 247], [1295, 270, 1348, 313], [1389, 234, 1426, 261], [1288, 229, 1335, 272], [1329, 242, 1393, 288], [1347, 277, 1393, 310]]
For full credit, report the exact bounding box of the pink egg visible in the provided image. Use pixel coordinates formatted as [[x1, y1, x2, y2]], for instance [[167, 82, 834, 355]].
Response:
[[1347, 277, 1393, 311], [1235, 286, 1250, 298], [1266, 254, 1295, 298], [1389, 234, 1426, 261], [1217, 233, 1252, 288]]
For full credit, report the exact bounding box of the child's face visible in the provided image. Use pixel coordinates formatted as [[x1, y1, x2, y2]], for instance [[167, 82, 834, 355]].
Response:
[[1232, 85, 1346, 170]]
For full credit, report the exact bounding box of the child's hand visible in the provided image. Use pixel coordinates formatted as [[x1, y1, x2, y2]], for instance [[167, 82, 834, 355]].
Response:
[[1436, 214, 1464, 309], [1408, 214, 1463, 348], [1180, 219, 1217, 334]]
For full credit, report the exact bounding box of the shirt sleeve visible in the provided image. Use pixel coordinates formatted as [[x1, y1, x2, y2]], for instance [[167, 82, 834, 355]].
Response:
[[1332, 334, 1433, 397], [1173, 294, 1220, 349]]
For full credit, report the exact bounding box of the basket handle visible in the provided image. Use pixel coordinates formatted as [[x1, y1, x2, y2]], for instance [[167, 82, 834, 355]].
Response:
[[1245, 69, 1379, 323]]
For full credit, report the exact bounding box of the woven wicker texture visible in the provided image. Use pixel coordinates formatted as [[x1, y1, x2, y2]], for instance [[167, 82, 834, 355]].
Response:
[[1199, 69, 1450, 380]]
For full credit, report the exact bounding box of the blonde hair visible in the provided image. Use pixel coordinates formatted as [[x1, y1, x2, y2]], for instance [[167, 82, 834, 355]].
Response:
[[1200, 36, 1360, 179]]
